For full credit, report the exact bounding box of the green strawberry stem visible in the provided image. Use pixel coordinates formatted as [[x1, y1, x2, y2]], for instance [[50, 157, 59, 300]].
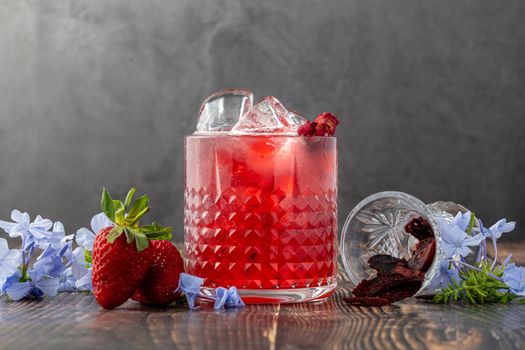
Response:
[[101, 187, 172, 252]]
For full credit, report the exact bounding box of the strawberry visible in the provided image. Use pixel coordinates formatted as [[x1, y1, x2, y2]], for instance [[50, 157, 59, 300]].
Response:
[[91, 188, 172, 309], [132, 240, 184, 307]]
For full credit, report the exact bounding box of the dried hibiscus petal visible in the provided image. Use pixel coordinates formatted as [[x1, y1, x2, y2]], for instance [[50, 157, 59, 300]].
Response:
[[314, 112, 340, 136], [344, 296, 391, 307], [297, 121, 316, 136], [367, 254, 409, 275], [298, 112, 340, 136], [352, 273, 423, 300], [407, 237, 436, 272], [347, 216, 436, 308], [404, 216, 434, 240]]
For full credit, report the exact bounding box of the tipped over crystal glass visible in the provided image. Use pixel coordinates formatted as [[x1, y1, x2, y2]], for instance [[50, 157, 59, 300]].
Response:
[[340, 191, 468, 293], [184, 89, 338, 304]]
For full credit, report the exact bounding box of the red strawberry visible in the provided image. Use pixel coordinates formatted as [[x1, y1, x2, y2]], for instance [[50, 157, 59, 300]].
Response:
[[91, 188, 173, 309], [92, 227, 154, 309], [132, 240, 184, 307]]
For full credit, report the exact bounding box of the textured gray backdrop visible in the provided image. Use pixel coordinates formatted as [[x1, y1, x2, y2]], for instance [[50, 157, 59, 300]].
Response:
[[0, 0, 524, 241]]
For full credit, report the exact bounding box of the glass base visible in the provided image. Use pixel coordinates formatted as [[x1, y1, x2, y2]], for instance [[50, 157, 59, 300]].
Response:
[[199, 280, 337, 304]]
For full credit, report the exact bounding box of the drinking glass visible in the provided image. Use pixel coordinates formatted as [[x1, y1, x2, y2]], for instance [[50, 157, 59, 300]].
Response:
[[184, 134, 337, 303]]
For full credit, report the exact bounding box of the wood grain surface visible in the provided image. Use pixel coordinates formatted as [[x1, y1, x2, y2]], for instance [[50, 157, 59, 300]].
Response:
[[1, 266, 525, 350], [0, 242, 524, 350]]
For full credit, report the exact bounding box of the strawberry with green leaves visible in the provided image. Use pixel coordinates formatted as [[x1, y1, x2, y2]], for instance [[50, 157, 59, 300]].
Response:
[[92, 188, 172, 309]]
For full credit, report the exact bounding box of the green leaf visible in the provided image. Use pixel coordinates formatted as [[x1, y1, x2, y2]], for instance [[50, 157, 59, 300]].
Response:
[[141, 222, 172, 240], [126, 195, 150, 226], [466, 212, 476, 235], [101, 188, 116, 223], [107, 226, 124, 243], [124, 227, 134, 244], [124, 188, 136, 209], [84, 249, 92, 265], [434, 262, 515, 305], [113, 200, 126, 225], [134, 231, 149, 252]]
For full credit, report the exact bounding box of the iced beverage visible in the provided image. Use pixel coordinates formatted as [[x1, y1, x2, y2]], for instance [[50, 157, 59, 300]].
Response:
[[184, 90, 338, 303]]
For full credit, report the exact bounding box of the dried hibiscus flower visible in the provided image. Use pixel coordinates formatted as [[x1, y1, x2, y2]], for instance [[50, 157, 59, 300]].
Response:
[[298, 112, 340, 136], [345, 216, 436, 307]]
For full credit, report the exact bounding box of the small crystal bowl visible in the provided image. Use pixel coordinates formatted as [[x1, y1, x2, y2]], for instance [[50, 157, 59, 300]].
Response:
[[340, 191, 467, 293]]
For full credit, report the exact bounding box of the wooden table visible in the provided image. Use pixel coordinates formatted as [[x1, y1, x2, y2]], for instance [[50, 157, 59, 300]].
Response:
[[1, 268, 525, 350]]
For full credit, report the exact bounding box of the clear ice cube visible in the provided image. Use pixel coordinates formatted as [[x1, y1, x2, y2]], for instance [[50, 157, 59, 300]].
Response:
[[286, 109, 308, 131], [231, 96, 306, 134], [196, 89, 254, 133]]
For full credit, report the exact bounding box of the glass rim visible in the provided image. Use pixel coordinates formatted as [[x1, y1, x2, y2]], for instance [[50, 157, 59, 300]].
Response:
[[186, 133, 337, 139]]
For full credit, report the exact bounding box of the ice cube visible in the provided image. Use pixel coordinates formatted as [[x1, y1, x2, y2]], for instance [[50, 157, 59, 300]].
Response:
[[196, 89, 254, 133], [231, 96, 306, 134], [286, 109, 308, 131]]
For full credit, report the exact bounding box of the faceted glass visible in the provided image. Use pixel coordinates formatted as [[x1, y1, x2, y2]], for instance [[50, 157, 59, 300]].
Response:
[[184, 134, 337, 303]]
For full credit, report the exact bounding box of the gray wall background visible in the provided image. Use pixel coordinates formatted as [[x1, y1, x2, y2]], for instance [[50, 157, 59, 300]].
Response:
[[0, 0, 524, 241]]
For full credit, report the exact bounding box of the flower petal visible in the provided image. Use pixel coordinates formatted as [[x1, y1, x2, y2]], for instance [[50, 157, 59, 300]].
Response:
[[177, 273, 204, 295], [0, 221, 17, 235], [11, 210, 30, 226], [214, 287, 229, 310], [75, 228, 96, 251], [6, 281, 32, 300], [90, 213, 113, 236], [35, 277, 60, 297], [176, 273, 204, 310], [75, 268, 92, 291]]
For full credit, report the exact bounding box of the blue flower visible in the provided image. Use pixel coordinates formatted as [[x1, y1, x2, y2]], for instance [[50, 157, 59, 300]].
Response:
[[58, 267, 76, 292], [33, 254, 66, 278], [0, 210, 62, 250], [502, 263, 525, 296], [0, 238, 21, 280], [176, 273, 204, 309], [440, 220, 484, 258], [451, 211, 473, 232], [76, 213, 113, 251], [37, 223, 73, 263], [2, 269, 60, 300], [74, 268, 92, 291], [429, 260, 460, 290], [482, 219, 516, 240], [71, 247, 92, 291], [214, 286, 245, 310]]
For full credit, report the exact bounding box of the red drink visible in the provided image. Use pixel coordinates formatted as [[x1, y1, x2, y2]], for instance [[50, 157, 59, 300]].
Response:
[[184, 134, 337, 303]]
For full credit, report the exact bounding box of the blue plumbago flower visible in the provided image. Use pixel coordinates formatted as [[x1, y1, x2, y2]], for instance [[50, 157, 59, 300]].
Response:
[[71, 247, 92, 291], [76, 212, 113, 251], [0, 210, 63, 251], [176, 273, 204, 309], [175, 273, 246, 310], [481, 219, 516, 240], [214, 286, 245, 310], [502, 263, 525, 296], [451, 211, 473, 232], [439, 220, 484, 258], [0, 238, 21, 280], [3, 269, 60, 300], [58, 267, 76, 292], [75, 268, 92, 291], [429, 260, 460, 291]]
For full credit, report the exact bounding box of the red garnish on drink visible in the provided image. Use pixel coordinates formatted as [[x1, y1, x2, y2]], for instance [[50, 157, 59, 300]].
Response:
[[298, 112, 340, 136]]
